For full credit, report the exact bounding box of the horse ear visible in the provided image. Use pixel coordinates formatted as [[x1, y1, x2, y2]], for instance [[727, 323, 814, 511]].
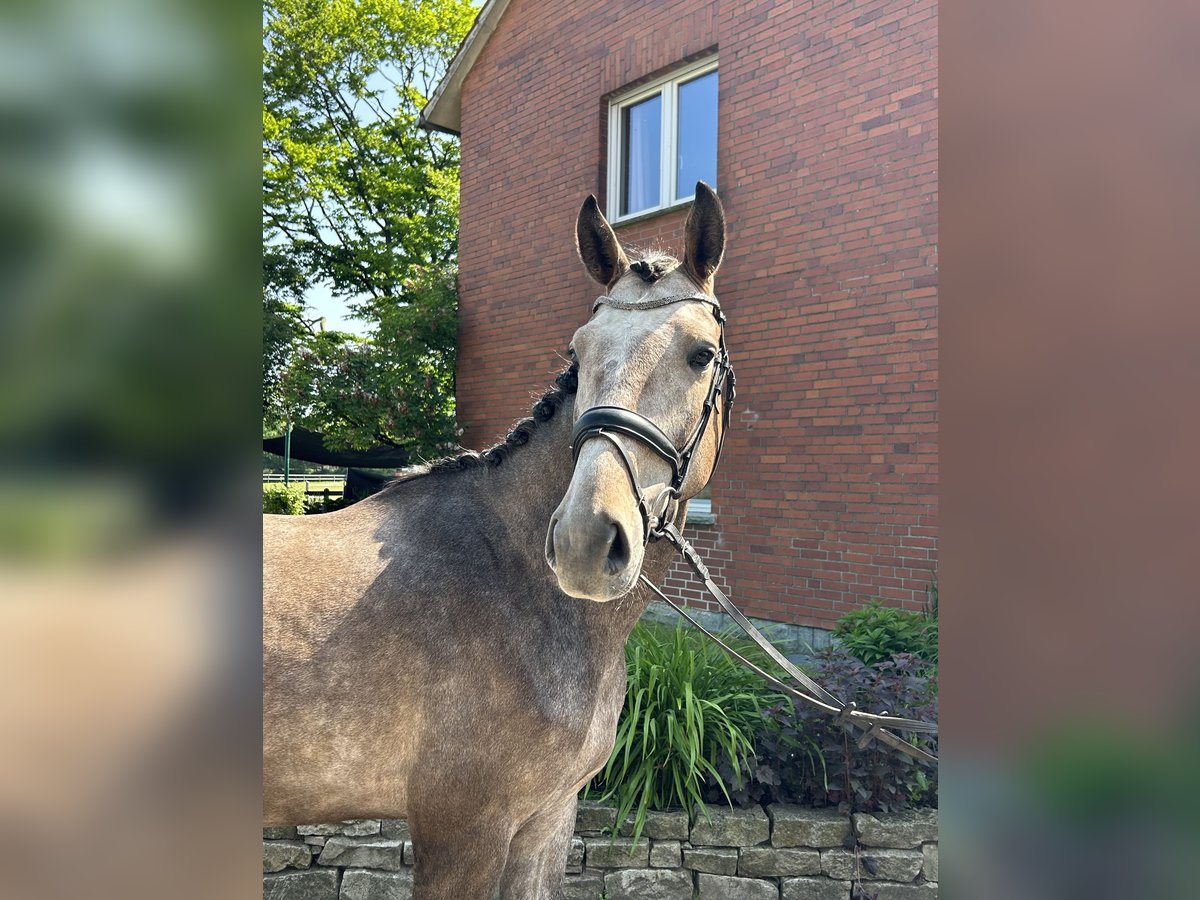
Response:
[[575, 195, 629, 287], [682, 181, 726, 291]]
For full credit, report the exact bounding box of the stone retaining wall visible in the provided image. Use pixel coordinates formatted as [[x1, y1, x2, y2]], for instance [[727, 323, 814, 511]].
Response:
[[264, 805, 937, 899]]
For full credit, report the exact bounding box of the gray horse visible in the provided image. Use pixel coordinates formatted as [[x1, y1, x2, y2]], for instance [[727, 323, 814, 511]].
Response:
[[264, 183, 731, 898]]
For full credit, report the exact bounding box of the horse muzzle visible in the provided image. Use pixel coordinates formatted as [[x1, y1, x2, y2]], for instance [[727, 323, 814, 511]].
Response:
[[545, 510, 641, 601], [545, 451, 645, 601]]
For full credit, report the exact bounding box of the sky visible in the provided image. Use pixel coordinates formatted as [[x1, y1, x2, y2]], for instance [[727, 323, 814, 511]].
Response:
[[305, 279, 369, 336]]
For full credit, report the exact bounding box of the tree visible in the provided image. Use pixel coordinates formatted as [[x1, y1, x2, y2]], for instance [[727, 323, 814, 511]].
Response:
[[263, 0, 474, 455], [262, 249, 308, 433], [279, 269, 458, 452]]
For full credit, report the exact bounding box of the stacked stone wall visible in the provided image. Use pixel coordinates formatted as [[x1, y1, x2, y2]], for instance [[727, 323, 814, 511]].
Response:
[[263, 805, 937, 899]]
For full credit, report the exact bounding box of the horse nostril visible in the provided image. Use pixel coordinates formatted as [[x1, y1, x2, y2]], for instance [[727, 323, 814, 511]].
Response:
[[545, 517, 559, 567], [604, 522, 631, 575]]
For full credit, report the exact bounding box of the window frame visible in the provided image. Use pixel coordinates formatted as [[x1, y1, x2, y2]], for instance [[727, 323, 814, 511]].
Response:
[[606, 55, 718, 224]]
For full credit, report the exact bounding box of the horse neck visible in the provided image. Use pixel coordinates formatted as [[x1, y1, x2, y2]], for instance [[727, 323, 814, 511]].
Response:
[[484, 392, 677, 644]]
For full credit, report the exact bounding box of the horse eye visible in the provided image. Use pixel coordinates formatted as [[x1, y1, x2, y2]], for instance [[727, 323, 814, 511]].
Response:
[[567, 344, 577, 360], [689, 348, 715, 370]]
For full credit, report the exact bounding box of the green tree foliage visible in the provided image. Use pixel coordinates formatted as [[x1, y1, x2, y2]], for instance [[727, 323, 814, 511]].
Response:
[[263, 0, 475, 453], [263, 249, 309, 423], [282, 269, 458, 451]]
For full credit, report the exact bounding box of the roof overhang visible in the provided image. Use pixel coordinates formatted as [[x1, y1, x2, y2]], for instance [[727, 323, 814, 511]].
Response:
[[419, 0, 513, 135]]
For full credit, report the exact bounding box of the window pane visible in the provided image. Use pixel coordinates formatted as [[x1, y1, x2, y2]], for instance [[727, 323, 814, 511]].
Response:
[[676, 69, 717, 199], [621, 94, 661, 216]]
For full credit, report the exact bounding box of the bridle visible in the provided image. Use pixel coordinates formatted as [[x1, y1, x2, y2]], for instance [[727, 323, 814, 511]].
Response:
[[562, 288, 939, 766], [569, 291, 736, 545]]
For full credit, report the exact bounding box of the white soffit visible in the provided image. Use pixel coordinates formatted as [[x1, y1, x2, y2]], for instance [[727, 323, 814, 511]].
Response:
[[419, 0, 513, 135]]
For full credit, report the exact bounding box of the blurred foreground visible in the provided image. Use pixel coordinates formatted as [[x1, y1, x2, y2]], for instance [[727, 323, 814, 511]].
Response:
[[0, 1, 260, 898]]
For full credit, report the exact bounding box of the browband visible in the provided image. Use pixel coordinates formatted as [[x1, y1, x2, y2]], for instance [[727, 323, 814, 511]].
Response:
[[592, 292, 721, 314]]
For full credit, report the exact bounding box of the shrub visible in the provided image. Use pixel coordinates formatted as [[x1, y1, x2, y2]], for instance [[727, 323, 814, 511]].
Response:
[[586, 622, 784, 844], [707, 648, 938, 812], [263, 484, 306, 515], [834, 600, 937, 666]]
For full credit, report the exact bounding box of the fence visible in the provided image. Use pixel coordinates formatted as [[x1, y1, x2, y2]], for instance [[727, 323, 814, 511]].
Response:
[[263, 474, 346, 484]]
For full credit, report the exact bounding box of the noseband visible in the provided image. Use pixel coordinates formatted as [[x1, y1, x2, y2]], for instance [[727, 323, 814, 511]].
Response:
[[569, 292, 736, 544]]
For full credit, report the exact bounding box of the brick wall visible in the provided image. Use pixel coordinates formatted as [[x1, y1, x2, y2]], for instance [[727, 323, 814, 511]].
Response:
[[456, 0, 937, 628]]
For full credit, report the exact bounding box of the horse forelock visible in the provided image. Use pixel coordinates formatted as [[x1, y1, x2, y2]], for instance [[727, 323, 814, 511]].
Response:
[[628, 249, 679, 283]]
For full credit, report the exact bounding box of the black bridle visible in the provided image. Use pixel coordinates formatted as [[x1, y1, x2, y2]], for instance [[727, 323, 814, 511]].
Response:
[[569, 291, 736, 545], [563, 289, 938, 765]]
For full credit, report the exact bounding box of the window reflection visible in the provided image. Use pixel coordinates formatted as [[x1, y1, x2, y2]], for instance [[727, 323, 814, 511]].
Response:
[[621, 94, 661, 217], [676, 70, 717, 200]]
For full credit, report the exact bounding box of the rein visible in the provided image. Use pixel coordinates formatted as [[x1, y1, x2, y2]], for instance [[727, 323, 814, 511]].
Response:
[[641, 525, 939, 765], [569, 291, 939, 766]]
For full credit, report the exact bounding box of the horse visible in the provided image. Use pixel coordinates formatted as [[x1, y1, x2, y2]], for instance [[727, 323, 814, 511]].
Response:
[[264, 182, 734, 899]]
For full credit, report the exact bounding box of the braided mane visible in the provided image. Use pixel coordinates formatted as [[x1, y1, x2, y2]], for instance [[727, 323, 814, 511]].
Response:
[[382, 363, 579, 490]]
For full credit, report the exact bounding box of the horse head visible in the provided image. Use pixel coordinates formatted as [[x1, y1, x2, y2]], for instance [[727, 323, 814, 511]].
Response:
[[546, 182, 733, 601]]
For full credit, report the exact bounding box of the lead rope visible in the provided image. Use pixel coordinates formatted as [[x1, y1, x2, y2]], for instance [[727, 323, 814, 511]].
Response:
[[643, 521, 938, 766]]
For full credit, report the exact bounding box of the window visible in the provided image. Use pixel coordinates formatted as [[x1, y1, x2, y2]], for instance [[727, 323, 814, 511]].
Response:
[[687, 485, 715, 525], [608, 57, 718, 222]]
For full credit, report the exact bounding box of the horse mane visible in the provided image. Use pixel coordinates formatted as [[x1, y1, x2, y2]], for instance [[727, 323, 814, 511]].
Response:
[[380, 363, 579, 490]]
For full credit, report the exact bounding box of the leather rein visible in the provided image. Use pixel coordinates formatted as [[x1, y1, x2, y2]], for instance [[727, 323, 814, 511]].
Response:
[[569, 291, 939, 766]]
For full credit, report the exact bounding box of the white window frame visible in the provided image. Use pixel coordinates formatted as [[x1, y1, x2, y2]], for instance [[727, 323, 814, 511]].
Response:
[[606, 55, 718, 224]]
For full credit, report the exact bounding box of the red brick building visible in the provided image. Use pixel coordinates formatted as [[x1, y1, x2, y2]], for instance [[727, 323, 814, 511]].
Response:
[[422, 0, 937, 630]]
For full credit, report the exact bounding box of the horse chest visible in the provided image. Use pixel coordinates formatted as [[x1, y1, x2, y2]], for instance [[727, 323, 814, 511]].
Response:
[[530, 655, 627, 787]]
